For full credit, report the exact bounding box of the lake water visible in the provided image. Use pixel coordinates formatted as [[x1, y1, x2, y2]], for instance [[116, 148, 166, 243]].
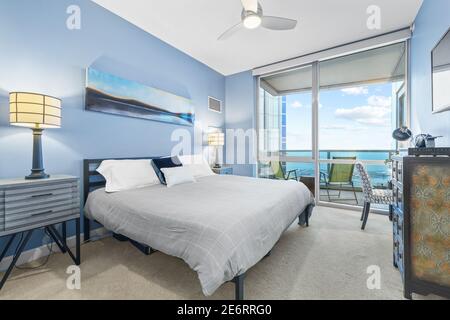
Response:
[[284, 151, 392, 188]]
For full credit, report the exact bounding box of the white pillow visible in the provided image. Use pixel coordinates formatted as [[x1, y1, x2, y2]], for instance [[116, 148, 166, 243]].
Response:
[[160, 166, 196, 188], [179, 154, 215, 178], [97, 160, 160, 193]]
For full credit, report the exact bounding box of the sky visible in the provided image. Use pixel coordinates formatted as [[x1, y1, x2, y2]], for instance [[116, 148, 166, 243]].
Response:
[[285, 82, 394, 151]]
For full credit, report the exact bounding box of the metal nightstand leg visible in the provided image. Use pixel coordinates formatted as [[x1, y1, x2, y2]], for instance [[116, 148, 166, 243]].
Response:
[[75, 218, 80, 265], [46, 226, 67, 254], [0, 230, 34, 290], [46, 218, 81, 266], [62, 221, 67, 247], [0, 234, 17, 262]]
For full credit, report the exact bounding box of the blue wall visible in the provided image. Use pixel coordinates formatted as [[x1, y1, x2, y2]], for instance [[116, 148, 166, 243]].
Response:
[[224, 71, 256, 177], [410, 0, 450, 146], [0, 0, 225, 256]]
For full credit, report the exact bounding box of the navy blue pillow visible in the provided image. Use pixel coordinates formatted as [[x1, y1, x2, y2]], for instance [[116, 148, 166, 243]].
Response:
[[152, 156, 182, 185]]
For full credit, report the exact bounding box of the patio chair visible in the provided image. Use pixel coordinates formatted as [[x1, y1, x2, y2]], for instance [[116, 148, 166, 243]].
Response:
[[320, 156, 358, 204], [355, 162, 394, 230], [270, 161, 298, 181]]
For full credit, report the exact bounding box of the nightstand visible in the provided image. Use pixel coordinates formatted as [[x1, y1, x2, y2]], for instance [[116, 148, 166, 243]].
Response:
[[299, 176, 315, 196], [0, 175, 80, 290], [212, 166, 233, 175]]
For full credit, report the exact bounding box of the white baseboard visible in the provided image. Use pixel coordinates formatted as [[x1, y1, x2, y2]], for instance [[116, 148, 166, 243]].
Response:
[[0, 227, 111, 272]]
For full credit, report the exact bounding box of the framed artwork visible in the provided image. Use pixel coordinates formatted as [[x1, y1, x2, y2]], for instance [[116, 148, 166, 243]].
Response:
[[85, 68, 194, 126]]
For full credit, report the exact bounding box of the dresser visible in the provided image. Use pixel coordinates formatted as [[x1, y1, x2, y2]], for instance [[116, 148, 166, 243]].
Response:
[[0, 175, 81, 290], [391, 155, 450, 299]]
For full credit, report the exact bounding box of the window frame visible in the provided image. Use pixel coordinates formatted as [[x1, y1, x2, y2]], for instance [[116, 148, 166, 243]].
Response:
[[256, 40, 410, 214]]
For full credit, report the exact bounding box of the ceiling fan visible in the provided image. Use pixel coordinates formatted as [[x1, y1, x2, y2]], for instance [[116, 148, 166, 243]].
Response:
[[218, 0, 298, 41]]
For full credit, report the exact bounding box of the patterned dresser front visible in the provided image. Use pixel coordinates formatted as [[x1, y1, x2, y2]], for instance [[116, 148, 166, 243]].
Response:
[[0, 176, 79, 235], [392, 156, 405, 278], [392, 155, 450, 299]]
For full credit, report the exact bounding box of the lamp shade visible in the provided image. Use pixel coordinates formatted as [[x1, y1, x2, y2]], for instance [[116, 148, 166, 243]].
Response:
[[9, 92, 61, 128], [208, 132, 224, 146]]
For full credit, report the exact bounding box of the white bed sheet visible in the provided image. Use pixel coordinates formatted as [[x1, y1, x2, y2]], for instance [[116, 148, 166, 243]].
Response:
[[85, 174, 314, 295]]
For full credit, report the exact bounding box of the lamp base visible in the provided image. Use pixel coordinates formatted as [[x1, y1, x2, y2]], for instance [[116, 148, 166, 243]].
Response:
[[25, 170, 50, 180], [213, 164, 222, 169], [26, 128, 50, 180]]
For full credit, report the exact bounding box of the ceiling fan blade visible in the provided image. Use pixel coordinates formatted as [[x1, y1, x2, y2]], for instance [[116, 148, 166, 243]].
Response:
[[241, 0, 258, 12], [217, 22, 243, 41], [261, 16, 297, 30]]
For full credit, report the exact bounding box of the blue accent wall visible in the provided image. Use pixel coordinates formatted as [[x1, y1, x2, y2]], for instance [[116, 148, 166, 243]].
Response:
[[410, 0, 450, 146], [0, 0, 225, 258], [224, 71, 256, 177]]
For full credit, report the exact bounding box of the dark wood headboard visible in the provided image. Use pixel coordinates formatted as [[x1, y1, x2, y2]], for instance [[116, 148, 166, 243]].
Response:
[[82, 157, 159, 241]]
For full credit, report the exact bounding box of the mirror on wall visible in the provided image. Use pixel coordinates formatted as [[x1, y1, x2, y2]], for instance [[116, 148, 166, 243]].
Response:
[[432, 27, 450, 113]]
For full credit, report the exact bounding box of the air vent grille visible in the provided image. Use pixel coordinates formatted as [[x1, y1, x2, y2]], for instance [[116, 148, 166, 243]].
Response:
[[208, 97, 222, 113]]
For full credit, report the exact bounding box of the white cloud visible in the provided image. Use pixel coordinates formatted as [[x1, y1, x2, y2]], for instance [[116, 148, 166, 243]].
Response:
[[290, 101, 303, 108], [289, 101, 322, 109], [367, 95, 392, 108], [334, 95, 392, 126], [321, 124, 366, 131], [335, 105, 390, 125], [341, 86, 369, 95]]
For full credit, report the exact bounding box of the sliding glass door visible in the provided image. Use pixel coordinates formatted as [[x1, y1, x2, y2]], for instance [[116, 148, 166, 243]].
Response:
[[258, 65, 315, 191], [257, 42, 407, 212], [318, 43, 406, 210]]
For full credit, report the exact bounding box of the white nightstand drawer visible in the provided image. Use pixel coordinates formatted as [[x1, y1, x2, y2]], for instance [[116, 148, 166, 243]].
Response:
[[0, 176, 79, 234], [5, 205, 79, 230], [5, 181, 77, 201], [6, 190, 77, 209], [5, 196, 79, 217]]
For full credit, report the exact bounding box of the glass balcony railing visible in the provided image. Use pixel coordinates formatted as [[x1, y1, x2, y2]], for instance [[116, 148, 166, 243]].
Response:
[[258, 149, 395, 210]]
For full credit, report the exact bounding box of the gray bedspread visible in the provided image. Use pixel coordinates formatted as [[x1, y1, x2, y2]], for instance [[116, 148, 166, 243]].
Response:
[[84, 174, 314, 296]]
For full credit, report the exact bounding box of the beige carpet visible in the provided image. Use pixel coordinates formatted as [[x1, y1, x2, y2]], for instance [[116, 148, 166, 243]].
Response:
[[0, 206, 439, 300]]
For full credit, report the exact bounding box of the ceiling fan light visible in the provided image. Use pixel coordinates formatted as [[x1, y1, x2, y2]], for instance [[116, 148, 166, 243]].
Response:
[[243, 15, 261, 29]]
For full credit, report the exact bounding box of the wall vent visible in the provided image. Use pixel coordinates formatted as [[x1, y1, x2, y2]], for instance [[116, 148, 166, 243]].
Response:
[[208, 96, 222, 113]]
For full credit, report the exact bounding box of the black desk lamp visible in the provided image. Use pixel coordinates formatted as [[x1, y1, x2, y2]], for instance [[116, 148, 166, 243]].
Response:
[[392, 126, 412, 142]]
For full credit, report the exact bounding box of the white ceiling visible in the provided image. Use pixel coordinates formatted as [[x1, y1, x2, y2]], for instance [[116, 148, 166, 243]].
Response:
[[92, 0, 423, 76]]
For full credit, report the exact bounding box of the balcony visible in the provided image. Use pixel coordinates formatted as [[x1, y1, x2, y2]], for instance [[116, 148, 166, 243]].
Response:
[[258, 149, 395, 210]]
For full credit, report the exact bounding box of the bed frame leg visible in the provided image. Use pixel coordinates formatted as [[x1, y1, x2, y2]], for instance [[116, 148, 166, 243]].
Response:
[[305, 208, 309, 227], [234, 274, 245, 300], [298, 204, 313, 227]]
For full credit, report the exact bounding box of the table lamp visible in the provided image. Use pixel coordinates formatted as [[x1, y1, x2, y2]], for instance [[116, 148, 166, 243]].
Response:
[[9, 92, 61, 179], [208, 132, 224, 168]]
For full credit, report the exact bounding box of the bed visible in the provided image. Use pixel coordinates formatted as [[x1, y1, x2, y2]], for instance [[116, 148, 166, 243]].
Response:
[[83, 157, 315, 299]]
